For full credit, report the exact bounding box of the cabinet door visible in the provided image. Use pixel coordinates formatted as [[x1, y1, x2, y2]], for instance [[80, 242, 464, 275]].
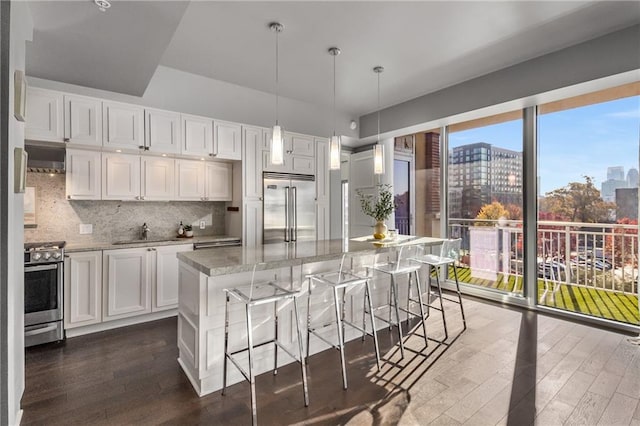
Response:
[[243, 200, 263, 248], [64, 251, 102, 329], [102, 101, 144, 150], [25, 87, 64, 142], [242, 126, 263, 199], [66, 149, 101, 200], [315, 138, 330, 201], [291, 155, 315, 174], [153, 244, 192, 312], [145, 108, 181, 154], [213, 120, 242, 160], [205, 162, 232, 201], [181, 114, 213, 157], [102, 153, 141, 200], [262, 150, 289, 173], [142, 157, 175, 201], [175, 159, 206, 200], [289, 133, 315, 156], [103, 248, 151, 320], [64, 94, 102, 146]]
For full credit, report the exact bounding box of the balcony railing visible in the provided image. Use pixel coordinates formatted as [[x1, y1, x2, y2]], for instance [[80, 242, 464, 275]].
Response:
[[448, 218, 639, 324]]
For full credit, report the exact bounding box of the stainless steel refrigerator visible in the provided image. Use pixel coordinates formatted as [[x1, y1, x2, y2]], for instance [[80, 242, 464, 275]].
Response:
[[263, 172, 316, 243]]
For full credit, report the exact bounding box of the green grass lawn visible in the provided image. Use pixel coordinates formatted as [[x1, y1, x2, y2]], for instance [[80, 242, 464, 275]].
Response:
[[450, 266, 639, 325]]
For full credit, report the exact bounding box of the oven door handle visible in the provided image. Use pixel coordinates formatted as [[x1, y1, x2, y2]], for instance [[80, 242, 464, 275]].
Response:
[[25, 323, 58, 336], [25, 264, 58, 273]]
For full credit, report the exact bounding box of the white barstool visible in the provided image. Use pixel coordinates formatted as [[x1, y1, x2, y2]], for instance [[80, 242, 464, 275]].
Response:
[[410, 238, 467, 342], [221, 263, 309, 425], [369, 245, 429, 358], [306, 253, 381, 390]]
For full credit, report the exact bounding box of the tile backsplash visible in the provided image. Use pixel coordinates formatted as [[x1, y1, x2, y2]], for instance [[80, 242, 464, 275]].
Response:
[[25, 173, 227, 244]]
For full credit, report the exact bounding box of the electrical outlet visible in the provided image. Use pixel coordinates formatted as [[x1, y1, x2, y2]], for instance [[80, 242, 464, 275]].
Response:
[[79, 224, 93, 235], [199, 220, 206, 230]]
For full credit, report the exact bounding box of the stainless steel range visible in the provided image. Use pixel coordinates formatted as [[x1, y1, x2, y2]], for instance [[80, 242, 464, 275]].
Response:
[[24, 241, 65, 347]]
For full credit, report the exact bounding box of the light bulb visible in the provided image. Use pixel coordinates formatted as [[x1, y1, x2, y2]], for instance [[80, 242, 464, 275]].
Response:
[[374, 143, 384, 175], [271, 125, 284, 165]]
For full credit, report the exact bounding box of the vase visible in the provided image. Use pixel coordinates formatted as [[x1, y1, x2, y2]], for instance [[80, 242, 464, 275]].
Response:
[[373, 221, 387, 240]]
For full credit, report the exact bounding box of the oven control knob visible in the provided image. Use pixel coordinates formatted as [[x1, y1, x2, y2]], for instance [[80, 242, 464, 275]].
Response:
[[32, 252, 42, 261], [43, 252, 51, 260], [52, 252, 61, 259]]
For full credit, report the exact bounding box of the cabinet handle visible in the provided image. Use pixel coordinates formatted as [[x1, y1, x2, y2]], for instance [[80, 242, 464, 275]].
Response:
[[259, 197, 263, 201], [148, 248, 152, 251], [67, 195, 71, 200], [140, 196, 145, 200], [63, 138, 70, 143], [138, 146, 144, 150], [144, 147, 149, 151], [209, 153, 214, 157]]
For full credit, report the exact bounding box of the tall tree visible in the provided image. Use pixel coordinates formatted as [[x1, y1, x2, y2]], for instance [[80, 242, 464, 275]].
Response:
[[540, 176, 614, 223]]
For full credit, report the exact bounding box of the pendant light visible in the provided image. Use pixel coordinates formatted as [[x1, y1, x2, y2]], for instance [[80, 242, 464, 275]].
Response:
[[269, 22, 284, 166], [328, 47, 341, 170], [373, 66, 385, 175]]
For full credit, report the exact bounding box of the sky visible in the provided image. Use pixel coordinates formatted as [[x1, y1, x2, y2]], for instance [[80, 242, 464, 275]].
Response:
[[448, 96, 640, 195]]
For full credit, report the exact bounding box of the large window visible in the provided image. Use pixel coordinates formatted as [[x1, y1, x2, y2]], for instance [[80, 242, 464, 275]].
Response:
[[537, 83, 639, 325], [447, 111, 524, 296]]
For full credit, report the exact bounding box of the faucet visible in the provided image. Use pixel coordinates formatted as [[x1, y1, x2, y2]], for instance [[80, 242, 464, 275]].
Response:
[[141, 223, 151, 240]]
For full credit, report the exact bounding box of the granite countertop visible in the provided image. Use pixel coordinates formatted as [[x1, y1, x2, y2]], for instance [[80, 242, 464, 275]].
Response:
[[177, 236, 445, 277], [64, 235, 241, 253]]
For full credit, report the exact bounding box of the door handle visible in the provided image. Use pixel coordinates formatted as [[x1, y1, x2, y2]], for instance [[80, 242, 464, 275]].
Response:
[[284, 186, 290, 242], [25, 324, 58, 336], [292, 186, 297, 241]]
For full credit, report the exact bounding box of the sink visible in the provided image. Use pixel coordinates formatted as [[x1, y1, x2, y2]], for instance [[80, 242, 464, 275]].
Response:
[[112, 239, 172, 245]]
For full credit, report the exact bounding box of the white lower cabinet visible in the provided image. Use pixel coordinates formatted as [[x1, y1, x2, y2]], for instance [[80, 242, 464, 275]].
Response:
[[64, 251, 102, 329], [243, 199, 263, 248], [153, 244, 193, 311], [103, 248, 151, 321]]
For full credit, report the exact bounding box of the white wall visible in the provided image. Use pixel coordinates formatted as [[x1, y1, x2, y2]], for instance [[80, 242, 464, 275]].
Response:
[[359, 24, 640, 139], [27, 65, 358, 141], [7, 2, 33, 424]]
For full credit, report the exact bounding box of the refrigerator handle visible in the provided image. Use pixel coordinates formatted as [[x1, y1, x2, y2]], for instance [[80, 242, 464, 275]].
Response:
[[284, 186, 290, 242], [292, 186, 298, 241]]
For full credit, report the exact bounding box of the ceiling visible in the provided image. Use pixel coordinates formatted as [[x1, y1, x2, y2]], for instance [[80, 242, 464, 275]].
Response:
[[26, 1, 640, 116]]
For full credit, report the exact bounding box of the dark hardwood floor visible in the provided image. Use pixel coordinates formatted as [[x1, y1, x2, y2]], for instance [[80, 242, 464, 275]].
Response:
[[21, 297, 640, 425]]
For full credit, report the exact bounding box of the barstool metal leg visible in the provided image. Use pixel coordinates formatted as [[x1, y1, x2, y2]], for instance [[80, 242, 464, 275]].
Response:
[[332, 287, 348, 389], [306, 278, 312, 360], [362, 283, 368, 341], [365, 280, 381, 371], [273, 299, 279, 375], [435, 268, 449, 341], [390, 275, 405, 358], [246, 304, 257, 425], [413, 271, 429, 347], [453, 265, 467, 330], [221, 293, 230, 396], [292, 296, 310, 407]]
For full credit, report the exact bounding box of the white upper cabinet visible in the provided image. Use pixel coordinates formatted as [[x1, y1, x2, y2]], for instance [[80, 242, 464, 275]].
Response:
[[102, 101, 144, 150], [263, 131, 315, 174], [25, 87, 64, 142], [213, 120, 242, 160], [205, 162, 232, 201], [315, 138, 330, 201], [181, 114, 213, 157], [66, 149, 102, 200], [145, 108, 181, 154], [289, 133, 315, 156], [64, 94, 102, 146], [176, 159, 206, 200], [242, 126, 264, 199], [142, 157, 175, 201], [102, 152, 141, 200]]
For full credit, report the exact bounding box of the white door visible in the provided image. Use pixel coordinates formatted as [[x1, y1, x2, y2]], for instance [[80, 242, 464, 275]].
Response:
[[145, 108, 181, 154], [103, 248, 151, 320], [102, 153, 141, 200], [64, 251, 102, 329], [243, 200, 263, 248], [102, 101, 144, 150], [153, 244, 192, 311], [25, 87, 64, 142], [213, 120, 242, 160], [242, 126, 264, 199], [181, 114, 213, 157], [142, 157, 175, 201], [66, 149, 101, 200], [64, 94, 102, 146], [349, 150, 376, 238], [175, 159, 206, 200], [205, 162, 232, 201]]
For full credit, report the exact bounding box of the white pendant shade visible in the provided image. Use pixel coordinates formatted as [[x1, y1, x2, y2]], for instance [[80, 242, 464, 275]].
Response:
[[271, 124, 284, 165], [329, 135, 341, 170], [373, 143, 384, 175]]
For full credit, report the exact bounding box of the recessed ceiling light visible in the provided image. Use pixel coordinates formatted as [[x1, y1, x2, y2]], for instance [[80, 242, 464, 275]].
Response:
[[94, 0, 111, 12], [115, 149, 122, 153]]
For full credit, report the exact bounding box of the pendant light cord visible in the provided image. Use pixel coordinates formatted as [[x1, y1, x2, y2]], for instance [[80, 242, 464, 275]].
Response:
[[333, 53, 336, 137], [275, 29, 279, 126], [377, 71, 381, 142]]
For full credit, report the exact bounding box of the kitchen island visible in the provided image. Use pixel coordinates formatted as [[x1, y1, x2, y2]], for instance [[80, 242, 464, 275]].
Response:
[[176, 237, 444, 396]]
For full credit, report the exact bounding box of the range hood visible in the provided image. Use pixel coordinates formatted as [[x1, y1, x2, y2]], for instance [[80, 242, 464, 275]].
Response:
[[25, 144, 66, 174]]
